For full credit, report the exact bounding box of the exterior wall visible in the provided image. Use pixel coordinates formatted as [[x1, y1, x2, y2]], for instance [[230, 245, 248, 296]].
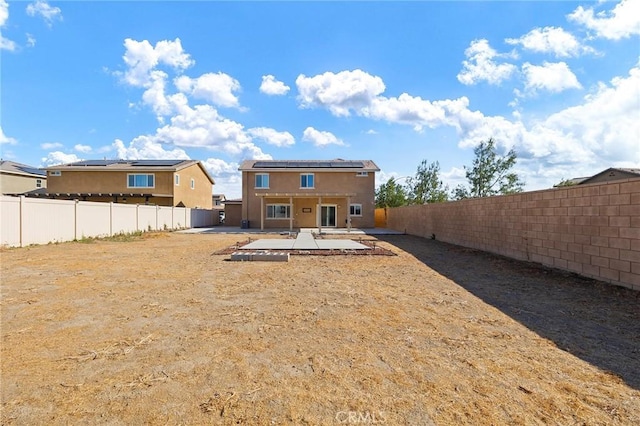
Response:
[[172, 163, 214, 209], [241, 170, 376, 228], [224, 203, 242, 227], [0, 173, 46, 194], [387, 178, 640, 291], [0, 196, 216, 247], [47, 170, 174, 194]]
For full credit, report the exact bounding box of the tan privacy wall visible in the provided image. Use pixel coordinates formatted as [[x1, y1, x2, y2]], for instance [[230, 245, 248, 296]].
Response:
[[387, 178, 640, 291]]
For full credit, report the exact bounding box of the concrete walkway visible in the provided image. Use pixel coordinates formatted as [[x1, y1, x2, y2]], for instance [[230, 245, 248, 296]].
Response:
[[240, 228, 370, 250], [180, 227, 404, 235]]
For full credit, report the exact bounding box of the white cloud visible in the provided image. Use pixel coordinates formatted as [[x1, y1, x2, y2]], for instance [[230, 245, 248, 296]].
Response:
[[0, 0, 16, 51], [175, 72, 241, 108], [26, 33, 36, 47], [74, 144, 92, 153], [454, 64, 640, 172], [41, 151, 81, 167], [505, 26, 595, 57], [40, 142, 62, 149], [302, 127, 345, 147], [26, 0, 62, 27], [296, 69, 386, 116], [260, 75, 290, 96], [365, 129, 378, 135], [457, 39, 517, 86], [0, 126, 17, 145], [568, 0, 640, 40], [121, 38, 193, 88], [201, 158, 242, 198], [113, 137, 190, 160], [521, 61, 582, 95], [247, 127, 295, 147]]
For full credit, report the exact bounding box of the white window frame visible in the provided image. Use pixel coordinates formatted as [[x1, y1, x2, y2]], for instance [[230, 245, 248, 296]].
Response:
[[190, 178, 195, 189], [266, 204, 291, 219], [300, 173, 314, 189], [349, 204, 363, 216], [36, 179, 42, 188], [255, 173, 269, 189], [175, 174, 180, 186], [49, 171, 61, 176], [127, 173, 155, 188], [356, 171, 369, 177]]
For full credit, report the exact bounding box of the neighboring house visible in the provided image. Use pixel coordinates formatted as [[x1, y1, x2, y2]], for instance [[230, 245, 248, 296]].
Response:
[[238, 159, 380, 230], [212, 194, 226, 224], [32, 159, 214, 208], [579, 168, 640, 185], [0, 160, 46, 194]]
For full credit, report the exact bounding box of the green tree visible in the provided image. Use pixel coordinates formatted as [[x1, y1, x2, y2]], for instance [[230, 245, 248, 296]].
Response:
[[407, 160, 449, 204], [454, 138, 524, 199], [555, 178, 577, 187], [375, 177, 408, 208]]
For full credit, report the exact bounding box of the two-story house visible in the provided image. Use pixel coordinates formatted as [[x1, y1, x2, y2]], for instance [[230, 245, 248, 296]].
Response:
[[40, 159, 214, 208], [239, 159, 379, 230], [0, 160, 46, 195]]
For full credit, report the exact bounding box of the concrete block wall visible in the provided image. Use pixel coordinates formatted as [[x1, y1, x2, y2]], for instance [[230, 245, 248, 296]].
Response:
[[387, 178, 640, 291]]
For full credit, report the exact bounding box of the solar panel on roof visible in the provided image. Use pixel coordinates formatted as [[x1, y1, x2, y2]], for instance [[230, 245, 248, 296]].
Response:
[[131, 160, 184, 166], [253, 160, 365, 168], [253, 161, 288, 168], [17, 166, 46, 176], [72, 160, 121, 166]]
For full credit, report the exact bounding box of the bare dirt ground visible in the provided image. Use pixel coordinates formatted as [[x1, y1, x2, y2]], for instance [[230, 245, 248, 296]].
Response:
[[1, 232, 639, 425]]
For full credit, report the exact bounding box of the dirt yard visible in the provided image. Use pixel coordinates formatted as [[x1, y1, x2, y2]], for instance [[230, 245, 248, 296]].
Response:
[[1, 232, 639, 425]]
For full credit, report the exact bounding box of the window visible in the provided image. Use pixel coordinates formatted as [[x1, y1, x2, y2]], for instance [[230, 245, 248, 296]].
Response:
[[255, 174, 269, 189], [300, 173, 314, 188], [175, 174, 180, 186], [349, 204, 362, 216], [356, 171, 369, 177], [49, 171, 61, 176], [190, 178, 195, 189], [128, 174, 154, 188], [267, 204, 291, 219]]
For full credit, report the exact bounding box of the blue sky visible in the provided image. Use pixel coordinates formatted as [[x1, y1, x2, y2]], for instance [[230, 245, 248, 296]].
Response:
[[1, 0, 639, 198]]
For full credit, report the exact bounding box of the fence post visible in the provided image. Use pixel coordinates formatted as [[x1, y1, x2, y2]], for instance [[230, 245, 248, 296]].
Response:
[[109, 202, 114, 236], [74, 200, 78, 241], [136, 204, 140, 232], [19, 196, 25, 247]]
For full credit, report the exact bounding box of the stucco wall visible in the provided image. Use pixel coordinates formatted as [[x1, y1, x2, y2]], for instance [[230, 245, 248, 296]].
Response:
[[387, 178, 640, 291], [241, 171, 376, 228], [0, 173, 46, 194]]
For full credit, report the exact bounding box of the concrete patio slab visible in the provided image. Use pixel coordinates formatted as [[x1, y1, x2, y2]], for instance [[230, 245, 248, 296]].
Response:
[[241, 239, 295, 250], [292, 232, 318, 249], [315, 240, 369, 250]]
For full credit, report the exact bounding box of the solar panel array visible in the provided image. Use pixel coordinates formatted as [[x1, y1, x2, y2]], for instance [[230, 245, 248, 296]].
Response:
[[253, 161, 364, 169], [16, 165, 46, 176], [69, 160, 185, 167]]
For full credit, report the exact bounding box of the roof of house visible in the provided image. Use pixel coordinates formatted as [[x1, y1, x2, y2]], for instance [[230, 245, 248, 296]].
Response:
[[46, 159, 215, 184], [579, 167, 640, 185], [239, 159, 380, 172], [0, 160, 46, 178]]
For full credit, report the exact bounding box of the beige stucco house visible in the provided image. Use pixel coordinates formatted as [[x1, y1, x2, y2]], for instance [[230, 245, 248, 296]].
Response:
[[239, 159, 379, 230], [0, 161, 46, 195], [37, 160, 214, 208]]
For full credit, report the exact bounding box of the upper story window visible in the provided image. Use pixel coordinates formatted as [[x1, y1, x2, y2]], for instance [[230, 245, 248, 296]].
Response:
[[255, 173, 269, 189], [300, 173, 314, 188], [36, 179, 43, 188], [128, 174, 155, 188], [356, 171, 369, 177], [175, 174, 180, 186], [190, 178, 195, 189], [49, 171, 61, 176]]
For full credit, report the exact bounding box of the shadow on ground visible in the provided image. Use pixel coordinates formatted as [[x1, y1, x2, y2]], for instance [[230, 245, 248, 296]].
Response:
[[378, 234, 640, 390]]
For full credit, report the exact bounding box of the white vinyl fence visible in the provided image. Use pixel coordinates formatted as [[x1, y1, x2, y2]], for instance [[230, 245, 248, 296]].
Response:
[[0, 196, 214, 247]]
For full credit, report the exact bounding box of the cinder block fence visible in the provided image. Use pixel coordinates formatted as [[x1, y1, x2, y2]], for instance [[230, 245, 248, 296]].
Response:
[[387, 178, 640, 291]]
